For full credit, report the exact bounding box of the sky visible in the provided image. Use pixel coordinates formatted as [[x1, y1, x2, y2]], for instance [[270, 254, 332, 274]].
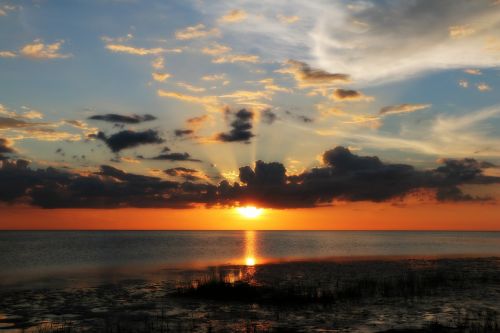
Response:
[[0, 0, 499, 229]]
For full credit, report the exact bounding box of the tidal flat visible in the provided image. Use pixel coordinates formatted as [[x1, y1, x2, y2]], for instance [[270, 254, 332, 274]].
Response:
[[0, 257, 499, 333]]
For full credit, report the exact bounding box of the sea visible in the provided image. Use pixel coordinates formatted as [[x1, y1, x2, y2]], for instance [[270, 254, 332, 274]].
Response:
[[0, 230, 499, 286]]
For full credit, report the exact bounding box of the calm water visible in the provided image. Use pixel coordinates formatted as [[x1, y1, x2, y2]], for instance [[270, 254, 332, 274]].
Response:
[[0, 231, 499, 284]]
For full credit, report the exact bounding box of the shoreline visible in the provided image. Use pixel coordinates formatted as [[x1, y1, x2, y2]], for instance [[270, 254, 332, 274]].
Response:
[[0, 256, 499, 332]]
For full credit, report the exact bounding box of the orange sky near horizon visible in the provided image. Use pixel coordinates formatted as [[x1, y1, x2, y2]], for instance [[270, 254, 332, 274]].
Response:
[[1, 202, 499, 231]]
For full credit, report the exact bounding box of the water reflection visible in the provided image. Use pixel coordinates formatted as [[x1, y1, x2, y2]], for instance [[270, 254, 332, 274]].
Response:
[[244, 230, 257, 266]]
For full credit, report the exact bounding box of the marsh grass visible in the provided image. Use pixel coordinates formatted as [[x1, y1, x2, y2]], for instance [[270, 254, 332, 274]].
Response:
[[5, 258, 499, 333], [175, 264, 498, 304]]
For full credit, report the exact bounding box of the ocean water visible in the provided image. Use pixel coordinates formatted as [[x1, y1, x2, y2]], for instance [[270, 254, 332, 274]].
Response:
[[0, 231, 499, 284]]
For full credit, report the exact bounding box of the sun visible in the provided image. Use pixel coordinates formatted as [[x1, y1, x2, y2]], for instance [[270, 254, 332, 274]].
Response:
[[236, 206, 263, 218], [245, 257, 256, 266]]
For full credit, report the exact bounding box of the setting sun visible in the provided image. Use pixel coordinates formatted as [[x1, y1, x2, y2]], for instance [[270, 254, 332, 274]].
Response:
[[236, 206, 264, 219], [245, 257, 256, 266]]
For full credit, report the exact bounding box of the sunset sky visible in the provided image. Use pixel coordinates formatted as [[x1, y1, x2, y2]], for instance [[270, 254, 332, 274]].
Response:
[[1, 0, 499, 229]]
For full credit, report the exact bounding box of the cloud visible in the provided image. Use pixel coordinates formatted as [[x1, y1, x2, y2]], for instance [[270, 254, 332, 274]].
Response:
[[0, 116, 45, 129], [216, 108, 255, 143], [88, 114, 157, 124], [219, 90, 273, 106], [449, 25, 476, 39], [201, 73, 227, 81], [174, 129, 194, 137], [284, 110, 313, 123], [152, 72, 171, 82], [258, 78, 291, 93], [151, 57, 165, 70], [231, 147, 499, 207], [219, 9, 247, 23], [164, 167, 204, 181], [261, 109, 277, 124], [330, 89, 373, 102], [157, 90, 221, 112], [318, 104, 500, 158], [464, 69, 482, 75], [202, 43, 232, 56], [177, 82, 206, 92], [477, 83, 492, 91], [276, 60, 350, 87], [190, 1, 499, 85], [200, 41, 258, 64], [20, 40, 71, 59], [379, 104, 432, 116], [311, 0, 500, 83], [149, 152, 201, 162], [105, 44, 166, 56], [0, 51, 16, 58], [1, 146, 499, 208], [277, 14, 300, 24], [175, 24, 220, 40], [20, 107, 43, 120], [0, 5, 16, 16], [187, 114, 210, 127], [212, 54, 259, 64], [90, 129, 164, 152], [0, 138, 15, 157]]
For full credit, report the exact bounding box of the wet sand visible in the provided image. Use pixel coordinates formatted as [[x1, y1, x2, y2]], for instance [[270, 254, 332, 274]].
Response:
[[0, 257, 499, 332]]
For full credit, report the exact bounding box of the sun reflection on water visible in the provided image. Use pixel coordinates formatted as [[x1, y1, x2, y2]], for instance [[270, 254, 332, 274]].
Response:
[[244, 230, 257, 266]]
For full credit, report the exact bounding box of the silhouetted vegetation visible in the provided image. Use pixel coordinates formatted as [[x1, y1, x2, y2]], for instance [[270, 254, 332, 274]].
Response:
[[2, 258, 499, 333], [175, 262, 499, 304]]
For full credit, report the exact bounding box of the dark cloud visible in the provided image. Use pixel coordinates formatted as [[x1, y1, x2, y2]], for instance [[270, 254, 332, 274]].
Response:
[[240, 161, 286, 187], [435, 158, 494, 181], [285, 111, 314, 123], [187, 115, 209, 125], [216, 109, 255, 143], [165, 167, 198, 176], [323, 146, 383, 171], [174, 129, 194, 137], [0, 138, 15, 154], [88, 113, 157, 124], [0, 116, 45, 129], [1, 147, 499, 209], [149, 152, 202, 162], [165, 167, 202, 181], [261, 110, 277, 125], [231, 148, 500, 207], [297, 115, 313, 123], [284, 60, 350, 85], [331, 89, 372, 101], [89, 129, 165, 152], [55, 148, 65, 156]]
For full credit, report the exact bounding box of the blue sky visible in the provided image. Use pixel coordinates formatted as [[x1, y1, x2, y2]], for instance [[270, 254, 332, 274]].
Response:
[[0, 0, 499, 202]]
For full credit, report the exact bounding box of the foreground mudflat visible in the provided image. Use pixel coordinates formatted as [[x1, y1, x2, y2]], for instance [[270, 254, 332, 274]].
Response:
[[0, 257, 499, 332]]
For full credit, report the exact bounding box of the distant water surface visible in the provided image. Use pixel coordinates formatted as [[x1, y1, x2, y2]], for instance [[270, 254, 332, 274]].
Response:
[[0, 231, 499, 284]]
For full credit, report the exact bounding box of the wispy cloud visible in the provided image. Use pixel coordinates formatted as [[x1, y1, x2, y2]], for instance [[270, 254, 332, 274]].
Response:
[[318, 104, 500, 158], [218, 9, 247, 24], [277, 14, 300, 24], [0, 51, 16, 58], [212, 53, 259, 64], [379, 104, 432, 116]]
